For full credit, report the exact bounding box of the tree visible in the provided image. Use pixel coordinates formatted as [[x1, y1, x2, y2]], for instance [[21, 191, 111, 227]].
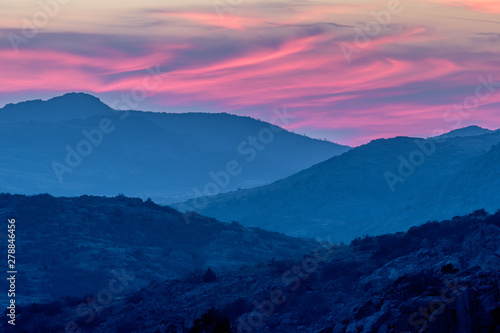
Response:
[[441, 263, 459, 274], [189, 308, 232, 333], [203, 268, 217, 283]]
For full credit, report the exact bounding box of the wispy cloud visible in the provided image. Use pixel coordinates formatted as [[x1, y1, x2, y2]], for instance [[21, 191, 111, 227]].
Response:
[[1, 0, 499, 145]]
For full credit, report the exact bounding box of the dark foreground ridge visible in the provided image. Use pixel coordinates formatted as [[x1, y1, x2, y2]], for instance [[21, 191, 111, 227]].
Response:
[[0, 193, 316, 304], [3, 201, 500, 332]]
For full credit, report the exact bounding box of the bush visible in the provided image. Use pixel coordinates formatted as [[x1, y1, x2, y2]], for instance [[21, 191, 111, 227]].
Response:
[[395, 270, 442, 297], [269, 258, 292, 275], [203, 268, 217, 283], [441, 263, 459, 274], [472, 209, 488, 217], [220, 298, 252, 322], [189, 308, 233, 333], [127, 292, 144, 305], [44, 301, 63, 316]]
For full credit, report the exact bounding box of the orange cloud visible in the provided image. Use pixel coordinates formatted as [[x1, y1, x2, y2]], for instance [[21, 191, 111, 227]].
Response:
[[157, 11, 265, 30], [429, 0, 500, 13]]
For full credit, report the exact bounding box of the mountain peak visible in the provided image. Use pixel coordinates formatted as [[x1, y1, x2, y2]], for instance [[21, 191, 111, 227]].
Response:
[[435, 125, 492, 139], [49, 92, 103, 103], [0, 92, 113, 124]]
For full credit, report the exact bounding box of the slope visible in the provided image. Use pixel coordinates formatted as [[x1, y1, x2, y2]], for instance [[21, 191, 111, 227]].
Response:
[[181, 131, 500, 242]]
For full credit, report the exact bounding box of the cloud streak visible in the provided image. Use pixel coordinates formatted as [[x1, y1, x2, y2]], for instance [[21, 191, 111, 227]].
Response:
[[1, 0, 499, 145]]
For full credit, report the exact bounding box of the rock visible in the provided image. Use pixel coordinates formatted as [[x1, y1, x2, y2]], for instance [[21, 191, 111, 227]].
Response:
[[371, 297, 382, 308], [332, 322, 345, 333], [346, 322, 357, 333], [377, 322, 388, 333], [362, 315, 378, 333]]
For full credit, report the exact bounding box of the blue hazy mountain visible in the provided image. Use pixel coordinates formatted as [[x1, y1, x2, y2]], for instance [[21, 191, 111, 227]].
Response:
[[180, 130, 500, 242], [0, 93, 350, 202], [0, 93, 114, 123], [433, 125, 493, 139]]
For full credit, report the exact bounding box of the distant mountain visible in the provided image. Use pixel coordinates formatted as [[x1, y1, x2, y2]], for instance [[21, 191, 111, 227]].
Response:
[[180, 131, 500, 242], [8, 210, 500, 332], [433, 125, 493, 139], [0, 93, 350, 202], [0, 93, 113, 123], [0, 194, 317, 304]]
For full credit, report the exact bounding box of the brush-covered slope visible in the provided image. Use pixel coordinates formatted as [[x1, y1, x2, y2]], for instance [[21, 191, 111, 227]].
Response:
[[0, 194, 317, 304], [181, 132, 500, 242], [8, 210, 500, 333]]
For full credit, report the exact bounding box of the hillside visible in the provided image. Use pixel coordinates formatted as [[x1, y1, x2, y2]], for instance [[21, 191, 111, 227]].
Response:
[[0, 194, 317, 304], [181, 132, 500, 242], [5, 210, 500, 332], [0, 93, 350, 203], [433, 125, 493, 139]]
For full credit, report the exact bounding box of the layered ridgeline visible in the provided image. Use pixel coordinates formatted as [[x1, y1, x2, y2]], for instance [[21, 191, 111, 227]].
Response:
[[6, 210, 500, 332], [0, 194, 317, 304], [180, 128, 500, 242], [0, 93, 350, 203]]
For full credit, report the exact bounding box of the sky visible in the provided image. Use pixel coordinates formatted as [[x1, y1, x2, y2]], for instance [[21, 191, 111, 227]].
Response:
[[0, 0, 499, 146]]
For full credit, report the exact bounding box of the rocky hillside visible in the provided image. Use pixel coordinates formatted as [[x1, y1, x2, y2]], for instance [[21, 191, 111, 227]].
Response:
[[6, 209, 500, 332]]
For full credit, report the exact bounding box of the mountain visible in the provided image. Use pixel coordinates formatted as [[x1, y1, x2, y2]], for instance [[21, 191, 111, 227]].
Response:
[[0, 194, 317, 304], [0, 93, 113, 123], [434, 125, 493, 139], [0, 93, 350, 202], [6, 210, 500, 332], [180, 131, 500, 242]]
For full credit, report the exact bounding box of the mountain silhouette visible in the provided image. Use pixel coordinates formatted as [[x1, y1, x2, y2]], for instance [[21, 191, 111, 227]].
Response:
[[433, 125, 493, 139], [0, 92, 113, 123], [0, 193, 316, 302], [0, 93, 350, 202], [180, 130, 500, 242]]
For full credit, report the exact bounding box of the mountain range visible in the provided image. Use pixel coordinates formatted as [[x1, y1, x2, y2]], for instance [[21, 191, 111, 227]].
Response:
[[180, 128, 500, 242], [3, 92, 500, 244], [0, 93, 350, 203]]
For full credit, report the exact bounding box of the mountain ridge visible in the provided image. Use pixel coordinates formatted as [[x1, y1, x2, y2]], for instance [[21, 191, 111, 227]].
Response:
[[0, 92, 114, 123], [180, 131, 500, 242], [433, 125, 494, 139], [0, 93, 350, 202]]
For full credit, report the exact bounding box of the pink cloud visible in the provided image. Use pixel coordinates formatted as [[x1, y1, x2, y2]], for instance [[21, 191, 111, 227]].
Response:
[[429, 0, 500, 14], [1, 2, 500, 146], [158, 11, 265, 30]]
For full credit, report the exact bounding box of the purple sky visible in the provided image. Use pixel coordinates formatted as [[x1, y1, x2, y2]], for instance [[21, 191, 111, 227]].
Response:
[[1, 0, 500, 145]]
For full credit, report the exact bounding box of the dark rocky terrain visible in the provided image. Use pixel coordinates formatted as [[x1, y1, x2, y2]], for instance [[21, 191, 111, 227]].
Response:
[[0, 194, 317, 304], [5, 209, 500, 333]]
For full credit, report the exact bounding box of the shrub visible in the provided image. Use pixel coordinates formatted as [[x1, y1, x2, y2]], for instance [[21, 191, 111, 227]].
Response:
[[44, 301, 63, 316], [127, 292, 144, 305], [203, 268, 217, 283], [269, 259, 292, 275], [220, 298, 252, 322], [441, 263, 459, 274], [405, 270, 442, 297], [189, 308, 233, 333], [472, 209, 488, 217]]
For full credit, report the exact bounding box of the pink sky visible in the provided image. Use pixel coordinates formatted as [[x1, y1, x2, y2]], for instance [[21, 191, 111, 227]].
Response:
[[1, 0, 500, 146]]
